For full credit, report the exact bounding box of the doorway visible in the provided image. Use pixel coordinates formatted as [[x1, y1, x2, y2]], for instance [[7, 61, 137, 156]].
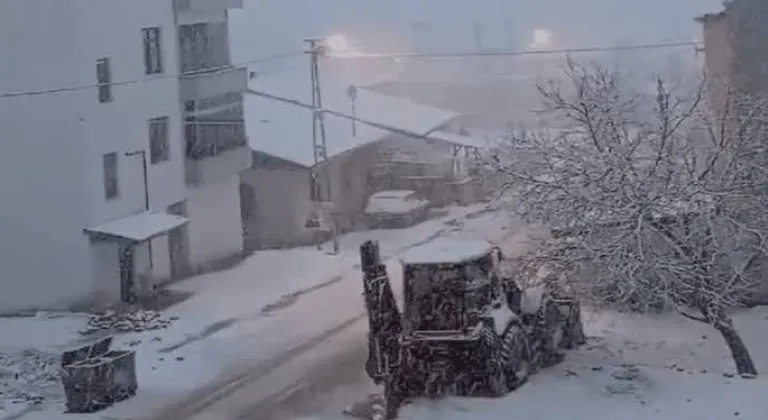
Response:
[[167, 200, 190, 281], [168, 226, 190, 280], [118, 243, 134, 303]]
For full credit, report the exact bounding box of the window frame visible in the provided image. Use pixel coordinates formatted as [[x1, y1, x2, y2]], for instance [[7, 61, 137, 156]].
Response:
[[142, 27, 164, 75], [103, 152, 119, 200], [148, 116, 170, 164], [96, 57, 112, 103]]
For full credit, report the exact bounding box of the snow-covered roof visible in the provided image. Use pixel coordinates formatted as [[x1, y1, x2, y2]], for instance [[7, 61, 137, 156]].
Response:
[[400, 238, 492, 265], [370, 190, 416, 199], [245, 70, 460, 167], [385, 137, 455, 164], [427, 131, 490, 149], [84, 212, 188, 242]]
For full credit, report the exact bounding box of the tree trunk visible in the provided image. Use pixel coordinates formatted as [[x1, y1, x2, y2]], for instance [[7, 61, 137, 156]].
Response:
[[714, 321, 758, 376]]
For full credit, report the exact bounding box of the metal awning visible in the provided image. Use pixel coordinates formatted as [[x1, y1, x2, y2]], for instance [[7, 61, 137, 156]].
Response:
[[83, 211, 188, 243]]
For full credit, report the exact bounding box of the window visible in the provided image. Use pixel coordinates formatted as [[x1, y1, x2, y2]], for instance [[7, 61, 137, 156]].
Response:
[[149, 116, 170, 164], [96, 58, 112, 103], [103, 152, 118, 200], [142, 27, 163, 75], [184, 104, 247, 159], [178, 22, 229, 73]]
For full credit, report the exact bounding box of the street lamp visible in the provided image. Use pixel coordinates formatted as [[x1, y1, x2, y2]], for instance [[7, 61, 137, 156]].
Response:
[[125, 149, 152, 269]]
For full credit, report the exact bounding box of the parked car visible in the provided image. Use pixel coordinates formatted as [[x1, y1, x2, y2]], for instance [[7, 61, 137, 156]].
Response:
[[364, 190, 431, 229]]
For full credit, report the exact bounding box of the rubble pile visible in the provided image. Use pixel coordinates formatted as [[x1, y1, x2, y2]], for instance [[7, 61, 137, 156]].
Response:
[[79, 310, 176, 335], [0, 349, 61, 407]]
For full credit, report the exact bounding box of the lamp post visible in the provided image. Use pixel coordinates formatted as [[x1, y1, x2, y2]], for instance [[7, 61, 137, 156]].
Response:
[[125, 149, 152, 269], [347, 85, 357, 137]]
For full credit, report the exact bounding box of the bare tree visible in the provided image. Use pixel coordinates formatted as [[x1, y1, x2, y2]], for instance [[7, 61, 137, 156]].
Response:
[[492, 61, 768, 376]]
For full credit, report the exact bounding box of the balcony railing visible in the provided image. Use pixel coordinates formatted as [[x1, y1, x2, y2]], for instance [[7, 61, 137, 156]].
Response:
[[185, 144, 251, 185], [185, 120, 247, 160], [179, 65, 247, 102], [174, 0, 243, 12]]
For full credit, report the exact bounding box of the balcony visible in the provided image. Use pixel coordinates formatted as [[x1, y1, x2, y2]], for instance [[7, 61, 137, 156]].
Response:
[[174, 0, 243, 12], [186, 145, 251, 185], [179, 65, 247, 102]]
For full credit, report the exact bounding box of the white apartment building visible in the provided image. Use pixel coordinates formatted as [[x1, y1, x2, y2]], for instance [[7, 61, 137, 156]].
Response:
[[0, 0, 250, 313]]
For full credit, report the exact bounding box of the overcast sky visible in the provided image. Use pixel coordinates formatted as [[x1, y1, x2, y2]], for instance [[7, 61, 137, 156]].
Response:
[[230, 0, 725, 62]]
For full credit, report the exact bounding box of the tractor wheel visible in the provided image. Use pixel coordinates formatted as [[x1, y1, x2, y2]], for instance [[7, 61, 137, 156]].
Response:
[[500, 325, 531, 389], [479, 325, 509, 397], [486, 362, 509, 397], [540, 301, 566, 367], [563, 301, 586, 349]]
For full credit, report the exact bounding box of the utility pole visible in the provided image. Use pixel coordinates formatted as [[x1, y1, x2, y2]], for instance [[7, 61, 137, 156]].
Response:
[[305, 38, 339, 254], [347, 85, 358, 137]]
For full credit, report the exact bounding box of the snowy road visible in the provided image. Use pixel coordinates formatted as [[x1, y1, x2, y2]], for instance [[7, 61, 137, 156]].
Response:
[[147, 208, 524, 420]]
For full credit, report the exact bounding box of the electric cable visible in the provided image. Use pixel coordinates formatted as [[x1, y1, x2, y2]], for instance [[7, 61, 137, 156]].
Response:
[[0, 41, 700, 99]]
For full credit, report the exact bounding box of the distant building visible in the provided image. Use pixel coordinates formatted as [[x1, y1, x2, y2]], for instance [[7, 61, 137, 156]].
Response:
[[241, 73, 485, 250], [0, 0, 249, 312], [696, 0, 768, 304], [696, 0, 768, 117]]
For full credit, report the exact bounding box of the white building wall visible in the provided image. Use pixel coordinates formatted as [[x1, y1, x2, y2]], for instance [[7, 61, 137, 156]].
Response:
[[77, 0, 186, 290], [0, 0, 187, 312], [187, 177, 244, 266], [178, 6, 247, 269], [0, 0, 92, 312]]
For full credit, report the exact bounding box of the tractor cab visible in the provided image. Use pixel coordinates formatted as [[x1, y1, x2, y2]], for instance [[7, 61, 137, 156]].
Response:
[[398, 238, 503, 333]]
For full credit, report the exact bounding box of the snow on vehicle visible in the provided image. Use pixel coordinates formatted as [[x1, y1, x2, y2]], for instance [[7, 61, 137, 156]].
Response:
[[358, 238, 585, 419], [363, 190, 430, 229]]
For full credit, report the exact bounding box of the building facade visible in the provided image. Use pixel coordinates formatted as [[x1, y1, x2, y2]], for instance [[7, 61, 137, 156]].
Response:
[[175, 0, 251, 272], [697, 0, 768, 118], [0, 0, 248, 313]]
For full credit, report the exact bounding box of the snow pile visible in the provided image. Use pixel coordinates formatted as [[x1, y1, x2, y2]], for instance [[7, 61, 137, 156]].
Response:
[[0, 349, 60, 408], [80, 310, 176, 335]]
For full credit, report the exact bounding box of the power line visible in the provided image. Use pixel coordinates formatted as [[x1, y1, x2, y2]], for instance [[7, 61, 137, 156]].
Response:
[[0, 51, 304, 99], [330, 41, 700, 59], [0, 41, 700, 99]]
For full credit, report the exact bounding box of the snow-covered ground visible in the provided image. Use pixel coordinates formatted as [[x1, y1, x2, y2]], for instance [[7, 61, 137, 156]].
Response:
[[0, 203, 507, 420], [395, 307, 768, 420], [292, 306, 768, 420], [5, 199, 767, 420]]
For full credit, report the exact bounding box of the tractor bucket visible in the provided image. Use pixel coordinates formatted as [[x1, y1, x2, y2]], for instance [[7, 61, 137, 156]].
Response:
[[360, 240, 403, 385]]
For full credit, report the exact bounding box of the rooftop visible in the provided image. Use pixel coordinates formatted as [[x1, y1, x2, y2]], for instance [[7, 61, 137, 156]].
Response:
[[245, 69, 459, 167], [399, 238, 492, 265]]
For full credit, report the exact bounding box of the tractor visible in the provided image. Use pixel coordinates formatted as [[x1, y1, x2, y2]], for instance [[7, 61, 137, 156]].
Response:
[[359, 238, 585, 419]]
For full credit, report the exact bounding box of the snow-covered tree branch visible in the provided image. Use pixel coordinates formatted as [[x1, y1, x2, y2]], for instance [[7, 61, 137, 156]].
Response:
[[493, 60, 768, 376]]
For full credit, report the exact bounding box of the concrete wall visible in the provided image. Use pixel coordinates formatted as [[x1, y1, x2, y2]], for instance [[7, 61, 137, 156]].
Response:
[[187, 176, 244, 265], [241, 164, 314, 249]]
